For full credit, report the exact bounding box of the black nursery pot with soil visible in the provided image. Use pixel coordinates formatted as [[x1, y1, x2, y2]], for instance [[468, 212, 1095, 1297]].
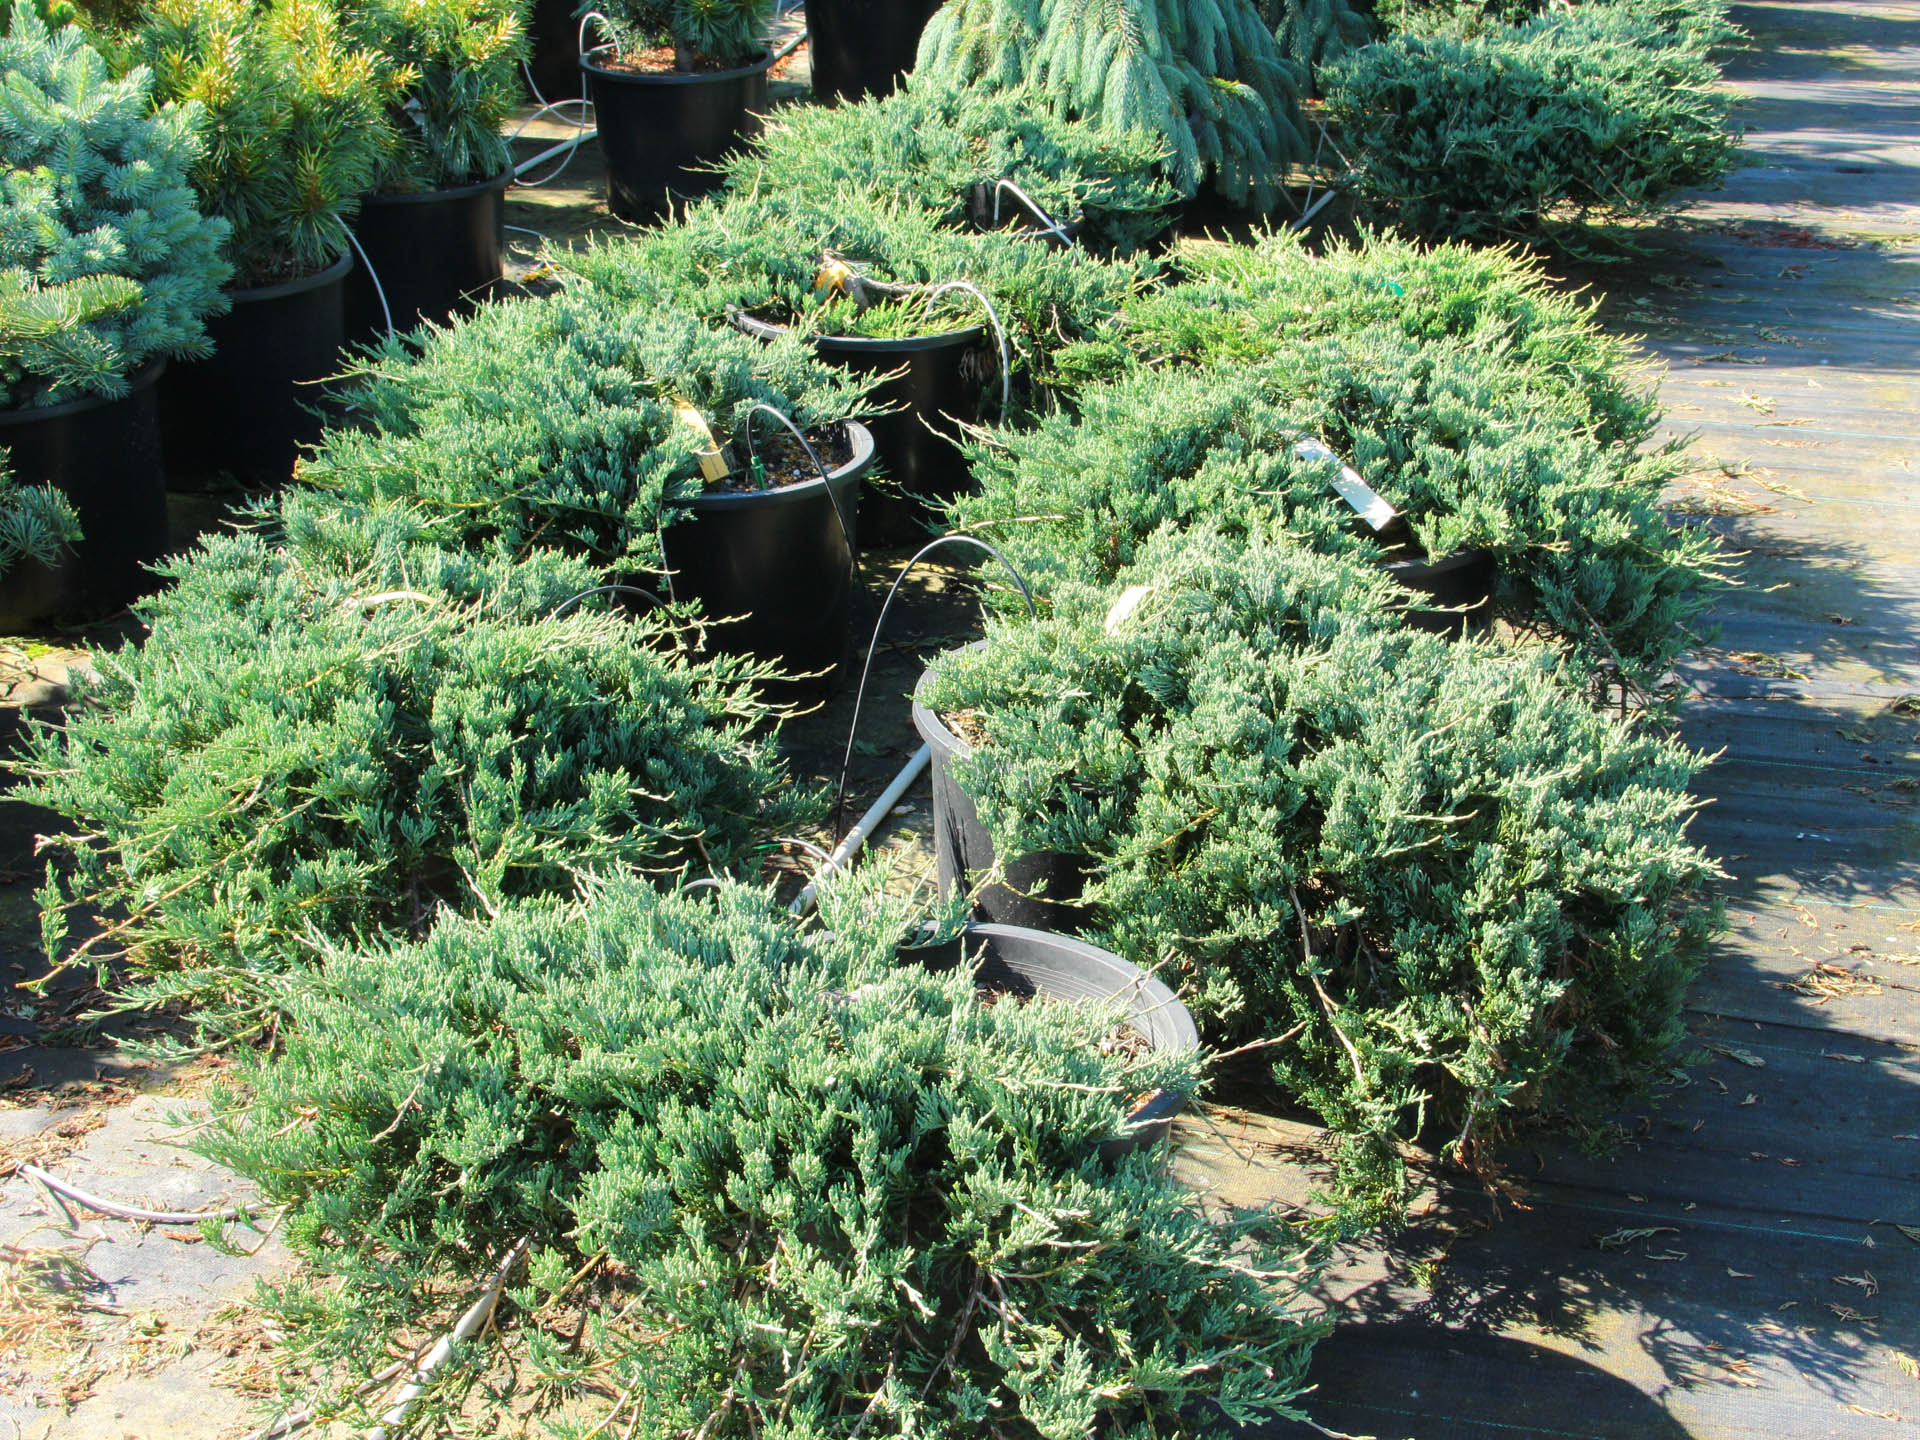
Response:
[[901, 922, 1199, 1161], [660, 419, 874, 694], [805, 0, 943, 102], [582, 47, 774, 222], [911, 664, 1096, 933], [733, 311, 989, 548], [0, 362, 169, 630], [159, 250, 354, 490], [345, 170, 511, 345]]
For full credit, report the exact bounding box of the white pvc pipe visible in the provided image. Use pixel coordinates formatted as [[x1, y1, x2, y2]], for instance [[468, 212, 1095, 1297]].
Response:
[[791, 743, 931, 916], [515, 128, 599, 179]]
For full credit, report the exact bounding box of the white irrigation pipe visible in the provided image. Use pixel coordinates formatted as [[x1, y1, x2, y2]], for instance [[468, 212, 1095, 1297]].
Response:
[[987, 179, 1072, 244], [512, 15, 606, 185], [366, 1237, 530, 1440], [789, 744, 931, 917], [21, 1163, 268, 1227]]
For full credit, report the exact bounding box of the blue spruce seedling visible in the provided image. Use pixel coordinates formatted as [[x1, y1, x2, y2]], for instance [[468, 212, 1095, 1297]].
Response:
[[0, 12, 231, 408]]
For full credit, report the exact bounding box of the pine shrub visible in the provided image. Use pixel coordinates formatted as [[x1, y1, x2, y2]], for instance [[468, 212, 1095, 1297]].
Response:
[[20, 536, 810, 1039], [922, 520, 1719, 1211], [1322, 1, 1737, 250], [341, 0, 525, 192], [915, 0, 1312, 209], [298, 291, 873, 573], [721, 85, 1178, 254], [592, 0, 774, 68], [0, 13, 231, 408], [136, 0, 393, 287], [202, 879, 1327, 1435]]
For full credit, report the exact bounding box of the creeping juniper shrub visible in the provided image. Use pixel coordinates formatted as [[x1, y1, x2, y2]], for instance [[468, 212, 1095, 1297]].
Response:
[[923, 521, 1720, 1214], [947, 356, 1723, 704], [21, 537, 810, 1040], [300, 292, 873, 572], [566, 189, 1155, 403], [203, 879, 1327, 1436], [720, 85, 1178, 254], [0, 12, 232, 408], [1322, 1, 1737, 252], [1097, 228, 1661, 448]]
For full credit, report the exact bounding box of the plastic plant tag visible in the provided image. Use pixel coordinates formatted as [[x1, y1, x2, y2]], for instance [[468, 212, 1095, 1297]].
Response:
[[1294, 437, 1400, 535], [1105, 585, 1156, 634], [673, 399, 730, 486], [814, 256, 856, 298]]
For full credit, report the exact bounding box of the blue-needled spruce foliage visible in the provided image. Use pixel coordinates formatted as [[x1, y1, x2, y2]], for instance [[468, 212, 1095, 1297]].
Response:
[[1262, 0, 1374, 93], [923, 521, 1719, 1216], [201, 879, 1326, 1437], [1323, 0, 1738, 252], [341, 0, 526, 192], [23, 536, 810, 1042], [135, 0, 393, 288], [0, 447, 80, 575], [0, 12, 231, 408], [915, 0, 1312, 209]]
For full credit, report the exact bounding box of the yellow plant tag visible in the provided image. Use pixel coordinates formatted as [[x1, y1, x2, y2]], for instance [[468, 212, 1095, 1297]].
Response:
[[673, 399, 730, 485], [814, 256, 856, 297]]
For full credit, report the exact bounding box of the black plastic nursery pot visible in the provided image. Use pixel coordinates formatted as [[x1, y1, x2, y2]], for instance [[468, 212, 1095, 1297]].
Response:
[[583, 47, 774, 222], [901, 922, 1199, 1162], [1380, 546, 1495, 637], [806, 0, 944, 103], [0, 362, 169, 630], [345, 170, 511, 345], [912, 669, 1096, 933], [159, 251, 353, 489], [733, 311, 990, 548], [660, 420, 874, 693]]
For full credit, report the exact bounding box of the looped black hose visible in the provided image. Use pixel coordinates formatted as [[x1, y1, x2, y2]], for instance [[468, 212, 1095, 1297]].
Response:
[[832, 533, 1036, 837], [546, 584, 668, 621]]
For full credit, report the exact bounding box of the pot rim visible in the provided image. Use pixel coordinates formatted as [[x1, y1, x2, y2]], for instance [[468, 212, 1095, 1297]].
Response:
[[364, 167, 514, 207], [910, 638, 990, 759], [671, 418, 874, 511], [955, 920, 1200, 1056], [226, 248, 355, 307], [0, 358, 167, 426], [731, 307, 987, 354], [581, 43, 775, 84]]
